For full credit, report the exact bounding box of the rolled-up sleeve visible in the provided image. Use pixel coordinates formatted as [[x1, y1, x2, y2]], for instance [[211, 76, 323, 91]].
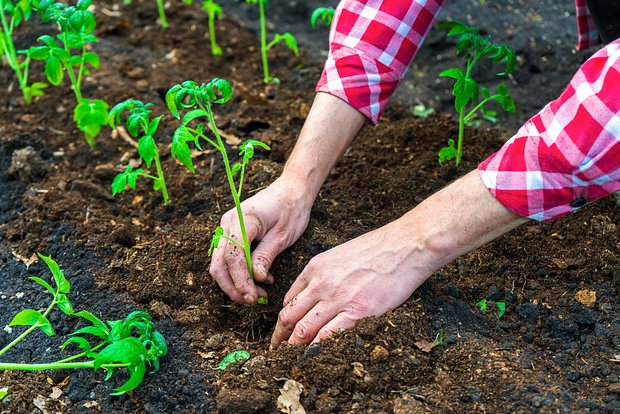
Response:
[[316, 0, 445, 124], [478, 38, 620, 221]]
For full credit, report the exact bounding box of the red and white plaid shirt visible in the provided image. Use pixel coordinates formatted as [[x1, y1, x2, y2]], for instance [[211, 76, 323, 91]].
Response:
[[317, 0, 619, 221]]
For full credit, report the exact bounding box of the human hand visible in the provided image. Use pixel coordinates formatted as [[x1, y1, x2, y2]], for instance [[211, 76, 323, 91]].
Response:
[[270, 220, 429, 347], [209, 174, 314, 305]]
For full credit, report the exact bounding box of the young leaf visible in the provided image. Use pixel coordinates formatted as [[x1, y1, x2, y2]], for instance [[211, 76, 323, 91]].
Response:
[[28, 276, 55, 295], [208, 226, 224, 256], [61, 336, 91, 352], [9, 310, 55, 336], [310, 7, 334, 29], [207, 78, 232, 104], [37, 253, 70, 293], [107, 99, 136, 129], [73, 310, 109, 332], [496, 302, 506, 318], [0, 387, 7, 401], [74, 99, 109, 147], [112, 165, 143, 195], [280, 32, 299, 56], [477, 298, 487, 313], [147, 115, 162, 136], [110, 361, 146, 396], [439, 67, 464, 80], [171, 128, 195, 173], [166, 84, 183, 119], [56, 293, 74, 315], [72, 325, 109, 339], [181, 109, 208, 126], [44, 55, 63, 85], [438, 139, 458, 164], [138, 136, 157, 168], [93, 337, 145, 369], [211, 350, 250, 370]]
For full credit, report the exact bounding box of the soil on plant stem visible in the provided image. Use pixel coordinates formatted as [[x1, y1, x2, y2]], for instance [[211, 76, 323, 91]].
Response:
[[0, 0, 618, 413]]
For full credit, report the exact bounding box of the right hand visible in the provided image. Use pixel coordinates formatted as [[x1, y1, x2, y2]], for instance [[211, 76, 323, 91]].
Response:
[[208, 174, 314, 304]]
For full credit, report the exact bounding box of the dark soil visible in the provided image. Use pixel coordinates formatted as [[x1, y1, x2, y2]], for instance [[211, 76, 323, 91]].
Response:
[[1, 0, 618, 413]]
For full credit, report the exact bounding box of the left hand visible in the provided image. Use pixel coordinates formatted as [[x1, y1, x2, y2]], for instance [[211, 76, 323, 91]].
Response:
[[270, 220, 429, 347]]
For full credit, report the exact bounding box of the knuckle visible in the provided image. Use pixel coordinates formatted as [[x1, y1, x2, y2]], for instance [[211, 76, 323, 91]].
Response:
[[277, 307, 295, 330], [293, 322, 310, 339]]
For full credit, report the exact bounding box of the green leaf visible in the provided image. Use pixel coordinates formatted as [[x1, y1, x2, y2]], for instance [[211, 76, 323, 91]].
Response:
[[56, 293, 74, 315], [147, 115, 162, 136], [207, 78, 232, 104], [310, 7, 334, 29], [208, 226, 224, 256], [37, 253, 70, 293], [453, 77, 478, 111], [439, 68, 464, 80], [166, 84, 183, 119], [9, 310, 55, 336], [239, 139, 270, 162], [26, 45, 51, 60], [411, 104, 434, 118], [477, 298, 487, 313], [171, 128, 195, 173], [496, 302, 506, 318], [112, 165, 143, 195], [107, 99, 136, 129], [497, 84, 508, 96], [44, 55, 63, 85], [279, 32, 299, 56], [74, 99, 109, 146], [74, 310, 108, 332], [83, 51, 99, 68], [110, 361, 146, 395], [138, 136, 157, 168], [181, 109, 208, 126], [71, 325, 109, 339], [211, 350, 250, 370], [25, 82, 48, 98], [256, 297, 268, 305], [438, 139, 458, 165], [93, 337, 146, 370], [0, 387, 7, 401], [231, 162, 242, 176], [28, 276, 55, 295], [62, 336, 91, 352]]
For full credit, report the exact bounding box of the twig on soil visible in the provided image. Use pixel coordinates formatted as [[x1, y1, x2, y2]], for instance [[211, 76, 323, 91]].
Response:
[[112, 126, 138, 148]]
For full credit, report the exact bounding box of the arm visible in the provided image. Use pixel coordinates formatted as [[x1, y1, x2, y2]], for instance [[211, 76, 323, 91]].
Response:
[[270, 171, 528, 347], [271, 37, 620, 346]]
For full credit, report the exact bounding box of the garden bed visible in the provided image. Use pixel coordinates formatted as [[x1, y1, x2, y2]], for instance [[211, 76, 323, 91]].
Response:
[[0, 0, 618, 412]]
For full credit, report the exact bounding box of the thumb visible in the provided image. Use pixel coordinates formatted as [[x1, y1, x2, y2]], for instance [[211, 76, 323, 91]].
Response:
[[251, 231, 287, 283]]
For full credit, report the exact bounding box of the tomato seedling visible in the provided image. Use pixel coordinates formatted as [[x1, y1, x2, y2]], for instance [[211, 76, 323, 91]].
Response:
[[245, 0, 298, 83], [438, 21, 516, 166], [0, 0, 48, 104], [0, 253, 167, 395], [310, 6, 334, 29], [24, 0, 108, 147], [166, 79, 270, 288], [122, 0, 169, 28], [108, 99, 170, 204], [202, 0, 223, 56]]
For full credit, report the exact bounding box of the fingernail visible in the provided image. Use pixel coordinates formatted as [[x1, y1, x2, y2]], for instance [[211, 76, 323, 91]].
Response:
[[255, 264, 267, 280], [243, 294, 255, 304]]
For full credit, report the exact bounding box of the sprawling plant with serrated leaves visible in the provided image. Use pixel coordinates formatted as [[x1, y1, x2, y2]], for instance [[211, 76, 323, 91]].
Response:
[[0, 253, 167, 395], [310, 6, 334, 29], [245, 0, 298, 83], [166, 79, 270, 292], [22, 0, 108, 147], [438, 21, 516, 166], [108, 100, 170, 204], [0, 0, 48, 104]]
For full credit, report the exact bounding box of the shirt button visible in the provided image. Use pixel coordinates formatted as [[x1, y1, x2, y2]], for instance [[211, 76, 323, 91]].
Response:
[[570, 197, 587, 208]]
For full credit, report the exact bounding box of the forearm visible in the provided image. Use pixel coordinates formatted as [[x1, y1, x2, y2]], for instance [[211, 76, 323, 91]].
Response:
[[395, 171, 529, 281], [281, 92, 366, 201]]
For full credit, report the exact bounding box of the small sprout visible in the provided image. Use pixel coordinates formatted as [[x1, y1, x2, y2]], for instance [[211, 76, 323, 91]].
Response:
[[0, 387, 7, 401], [496, 302, 506, 318], [245, 0, 299, 83], [202, 0, 223, 56], [212, 350, 250, 370], [108, 99, 170, 204], [310, 7, 334, 29], [411, 104, 434, 118], [1, 0, 43, 104], [477, 298, 488, 313], [438, 21, 516, 166], [436, 329, 444, 348], [256, 297, 268, 305]]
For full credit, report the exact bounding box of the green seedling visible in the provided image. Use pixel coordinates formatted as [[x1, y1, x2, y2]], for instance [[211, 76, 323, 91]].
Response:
[[245, 0, 299, 83], [310, 6, 334, 29], [411, 104, 434, 118], [122, 0, 168, 28], [166, 79, 270, 297], [477, 298, 488, 313], [436, 329, 444, 348], [0, 0, 47, 104], [24, 0, 108, 147], [108, 99, 169, 204], [438, 21, 516, 166], [0, 387, 7, 400], [0, 253, 167, 395], [211, 350, 250, 370], [495, 302, 506, 318], [202, 0, 223, 56]]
